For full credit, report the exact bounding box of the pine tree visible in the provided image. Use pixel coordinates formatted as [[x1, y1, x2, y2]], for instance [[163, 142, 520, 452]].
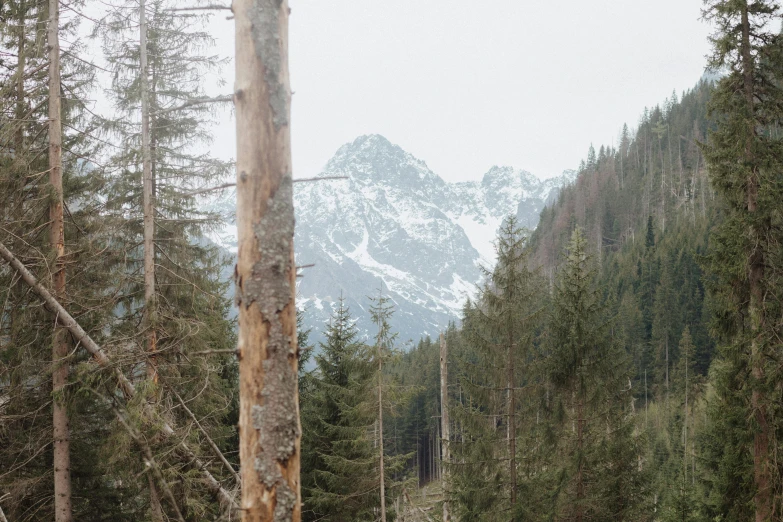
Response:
[[701, 1, 783, 519], [453, 217, 545, 521], [301, 299, 378, 521], [92, 0, 238, 517], [548, 228, 646, 521]]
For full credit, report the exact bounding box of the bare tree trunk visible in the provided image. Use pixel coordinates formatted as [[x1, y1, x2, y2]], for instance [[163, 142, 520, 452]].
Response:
[[439, 333, 451, 522], [684, 340, 688, 483], [378, 339, 387, 522], [576, 393, 584, 522], [48, 0, 72, 519], [234, 1, 300, 520], [139, 0, 157, 384], [15, 1, 26, 151], [507, 341, 516, 508], [138, 4, 164, 518]]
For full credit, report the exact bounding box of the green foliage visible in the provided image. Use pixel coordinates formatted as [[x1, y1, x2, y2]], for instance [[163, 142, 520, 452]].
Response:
[[547, 228, 647, 521], [301, 298, 379, 521], [452, 217, 548, 521]]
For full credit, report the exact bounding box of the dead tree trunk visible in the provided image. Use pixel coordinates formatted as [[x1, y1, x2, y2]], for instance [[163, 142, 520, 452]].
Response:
[[233, 1, 300, 520], [439, 333, 451, 522], [48, 0, 72, 519], [507, 340, 516, 507]]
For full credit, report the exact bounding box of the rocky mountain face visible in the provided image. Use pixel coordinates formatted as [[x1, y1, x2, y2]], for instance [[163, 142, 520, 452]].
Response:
[[211, 134, 574, 346]]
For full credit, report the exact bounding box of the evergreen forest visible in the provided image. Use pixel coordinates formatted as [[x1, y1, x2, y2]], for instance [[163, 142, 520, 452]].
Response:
[[3, 1, 783, 521]]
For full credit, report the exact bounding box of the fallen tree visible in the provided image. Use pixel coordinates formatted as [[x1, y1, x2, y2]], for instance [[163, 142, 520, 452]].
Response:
[[0, 239, 239, 512]]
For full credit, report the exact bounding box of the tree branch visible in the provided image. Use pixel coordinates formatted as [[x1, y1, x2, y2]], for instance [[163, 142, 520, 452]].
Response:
[[171, 388, 242, 485], [0, 240, 239, 512], [182, 176, 349, 196], [114, 407, 187, 522], [153, 95, 233, 115]]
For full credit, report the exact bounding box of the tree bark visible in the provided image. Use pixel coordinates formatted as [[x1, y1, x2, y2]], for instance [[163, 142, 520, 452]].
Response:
[[0, 240, 239, 512], [378, 339, 386, 522], [507, 341, 516, 508], [138, 3, 163, 517], [739, 4, 770, 521], [15, 1, 26, 152], [48, 0, 72, 519], [439, 333, 451, 522], [576, 393, 584, 522], [139, 0, 157, 384], [234, 1, 300, 521]]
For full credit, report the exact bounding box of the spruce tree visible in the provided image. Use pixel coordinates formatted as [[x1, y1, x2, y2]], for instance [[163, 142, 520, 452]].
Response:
[[700, 1, 783, 518], [92, 1, 237, 517], [548, 228, 646, 521], [301, 299, 378, 521], [453, 217, 545, 521]]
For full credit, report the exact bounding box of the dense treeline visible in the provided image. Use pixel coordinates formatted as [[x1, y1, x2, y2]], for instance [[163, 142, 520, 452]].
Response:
[[4, 0, 783, 521]]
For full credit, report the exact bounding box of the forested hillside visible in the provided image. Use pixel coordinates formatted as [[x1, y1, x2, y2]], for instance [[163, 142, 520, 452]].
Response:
[[3, 1, 783, 521]]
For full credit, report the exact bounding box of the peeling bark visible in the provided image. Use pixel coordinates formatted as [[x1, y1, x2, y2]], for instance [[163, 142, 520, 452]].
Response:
[[234, 1, 300, 520]]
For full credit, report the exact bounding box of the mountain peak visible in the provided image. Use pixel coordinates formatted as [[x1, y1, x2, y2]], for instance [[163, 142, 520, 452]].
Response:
[[481, 166, 537, 190], [326, 135, 439, 189]]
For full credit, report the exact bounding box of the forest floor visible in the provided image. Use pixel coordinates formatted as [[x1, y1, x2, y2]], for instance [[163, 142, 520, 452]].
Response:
[[399, 480, 442, 522]]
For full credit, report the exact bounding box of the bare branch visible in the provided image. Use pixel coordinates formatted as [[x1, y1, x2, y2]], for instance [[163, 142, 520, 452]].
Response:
[[293, 176, 348, 183], [153, 95, 233, 115], [171, 388, 242, 485], [182, 183, 236, 197], [167, 5, 232, 11], [182, 176, 349, 197], [114, 408, 187, 522]]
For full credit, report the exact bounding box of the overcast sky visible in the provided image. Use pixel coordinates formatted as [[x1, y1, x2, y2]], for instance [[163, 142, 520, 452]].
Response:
[[206, 0, 714, 182]]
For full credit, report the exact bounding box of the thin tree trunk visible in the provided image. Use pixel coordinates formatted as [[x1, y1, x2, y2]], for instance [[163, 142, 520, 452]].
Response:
[[684, 340, 688, 483], [234, 1, 300, 520], [138, 4, 163, 518], [140, 0, 157, 383], [508, 340, 516, 507], [576, 393, 584, 522], [439, 333, 451, 522], [48, 0, 72, 519], [15, 1, 26, 151], [378, 338, 387, 522]]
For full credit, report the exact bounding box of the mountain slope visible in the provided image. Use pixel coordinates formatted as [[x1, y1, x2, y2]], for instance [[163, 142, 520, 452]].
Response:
[[213, 134, 573, 344]]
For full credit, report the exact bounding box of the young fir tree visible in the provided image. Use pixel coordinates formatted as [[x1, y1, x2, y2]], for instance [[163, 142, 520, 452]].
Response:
[[548, 228, 647, 522], [452, 217, 546, 521], [368, 288, 411, 521], [301, 298, 378, 521], [700, 1, 783, 519], [92, 1, 237, 518], [658, 327, 701, 522]]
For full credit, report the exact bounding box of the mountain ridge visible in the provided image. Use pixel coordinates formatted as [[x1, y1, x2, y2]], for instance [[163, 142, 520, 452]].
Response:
[[211, 134, 575, 344]]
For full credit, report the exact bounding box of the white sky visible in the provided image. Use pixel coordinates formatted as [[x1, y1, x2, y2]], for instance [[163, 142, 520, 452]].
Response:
[[204, 0, 713, 182]]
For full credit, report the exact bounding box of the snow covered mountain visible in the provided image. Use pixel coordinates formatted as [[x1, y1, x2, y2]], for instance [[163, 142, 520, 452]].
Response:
[[211, 134, 574, 345]]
